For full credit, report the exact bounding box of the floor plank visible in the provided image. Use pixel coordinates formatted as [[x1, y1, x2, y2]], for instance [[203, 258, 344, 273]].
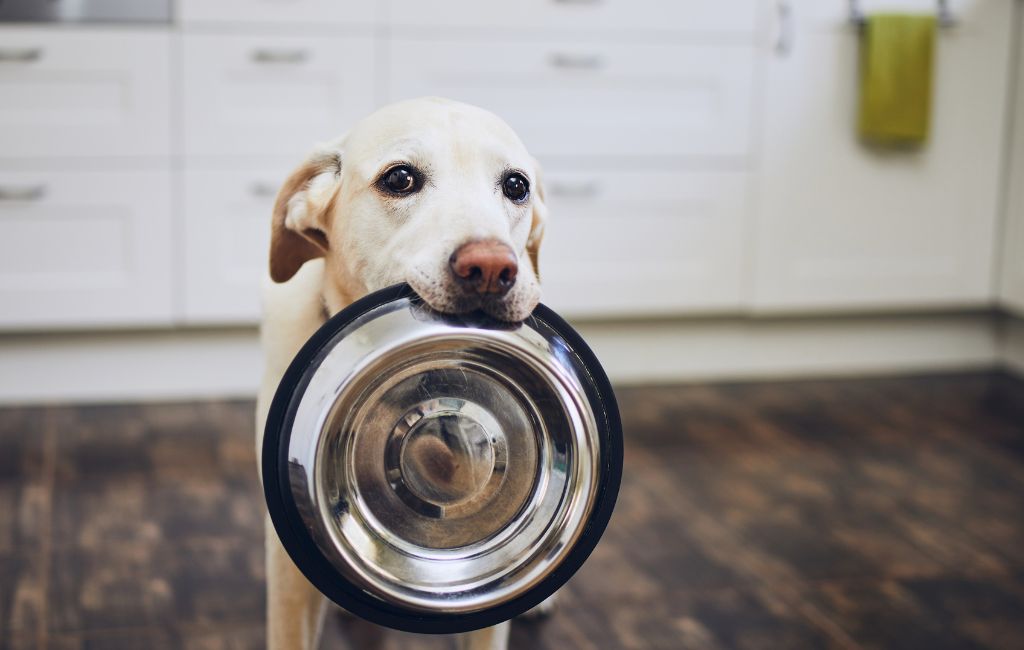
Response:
[[0, 371, 1022, 649]]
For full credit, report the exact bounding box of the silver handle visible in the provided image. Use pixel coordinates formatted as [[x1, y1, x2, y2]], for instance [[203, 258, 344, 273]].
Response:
[[0, 185, 47, 201], [0, 48, 43, 63], [849, 0, 955, 28], [549, 52, 604, 71], [551, 0, 603, 4], [249, 182, 278, 198], [251, 48, 308, 64], [548, 181, 599, 199], [775, 2, 794, 56], [937, 0, 954, 26]]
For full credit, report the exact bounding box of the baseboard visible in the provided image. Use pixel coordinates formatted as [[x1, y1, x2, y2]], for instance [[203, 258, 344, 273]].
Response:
[[574, 312, 1000, 384], [1000, 314, 1024, 375], [0, 328, 262, 405], [0, 311, 1005, 405]]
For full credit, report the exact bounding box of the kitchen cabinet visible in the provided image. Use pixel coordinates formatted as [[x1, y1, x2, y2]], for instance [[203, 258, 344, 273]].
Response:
[[0, 1, 1020, 332], [387, 38, 756, 161], [181, 33, 376, 159], [181, 166, 288, 323], [385, 0, 759, 35], [0, 28, 171, 158], [752, 0, 1013, 311], [0, 169, 174, 328], [540, 170, 749, 316], [178, 0, 376, 26]]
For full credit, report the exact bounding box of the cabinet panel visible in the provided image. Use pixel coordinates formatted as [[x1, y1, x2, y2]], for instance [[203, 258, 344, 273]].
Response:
[[178, 0, 375, 25], [752, 0, 1011, 310], [386, 0, 758, 34], [181, 167, 288, 324], [0, 169, 173, 329], [999, 4, 1024, 316], [387, 39, 755, 160], [0, 28, 170, 157], [182, 34, 376, 158], [539, 170, 747, 316]]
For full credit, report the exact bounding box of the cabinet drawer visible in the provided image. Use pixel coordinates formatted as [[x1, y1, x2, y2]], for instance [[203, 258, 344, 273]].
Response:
[[539, 170, 747, 316], [182, 34, 376, 158], [0, 169, 173, 329], [388, 39, 755, 160], [386, 0, 758, 34], [181, 167, 287, 324], [178, 0, 376, 26], [0, 29, 171, 158]]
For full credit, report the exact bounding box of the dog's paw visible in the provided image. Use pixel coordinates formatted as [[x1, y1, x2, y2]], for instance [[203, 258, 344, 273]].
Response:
[[518, 594, 558, 619]]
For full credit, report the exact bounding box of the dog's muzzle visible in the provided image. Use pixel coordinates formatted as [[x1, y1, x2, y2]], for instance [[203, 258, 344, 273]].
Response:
[[262, 284, 622, 634]]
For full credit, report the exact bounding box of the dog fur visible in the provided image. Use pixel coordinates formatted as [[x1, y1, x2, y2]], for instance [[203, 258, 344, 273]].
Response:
[[256, 97, 549, 650]]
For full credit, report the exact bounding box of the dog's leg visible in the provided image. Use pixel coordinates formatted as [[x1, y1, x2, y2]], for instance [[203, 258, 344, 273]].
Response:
[[266, 516, 327, 650], [338, 616, 388, 649], [455, 621, 510, 650]]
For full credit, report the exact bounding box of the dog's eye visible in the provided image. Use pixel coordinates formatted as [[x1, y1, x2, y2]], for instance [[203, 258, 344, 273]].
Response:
[[502, 172, 530, 203], [380, 165, 419, 194]]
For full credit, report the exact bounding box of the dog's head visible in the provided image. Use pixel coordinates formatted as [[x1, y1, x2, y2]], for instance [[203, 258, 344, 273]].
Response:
[[268, 97, 547, 322]]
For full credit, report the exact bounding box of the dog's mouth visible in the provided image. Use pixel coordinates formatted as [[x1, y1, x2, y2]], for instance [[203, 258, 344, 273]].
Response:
[[405, 275, 535, 324], [422, 291, 526, 323]]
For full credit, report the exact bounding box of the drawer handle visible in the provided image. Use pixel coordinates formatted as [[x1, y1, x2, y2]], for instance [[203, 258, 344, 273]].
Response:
[[548, 181, 599, 199], [552, 0, 603, 4], [0, 185, 47, 201], [249, 182, 279, 197], [775, 2, 794, 56], [251, 48, 308, 64], [0, 48, 42, 63], [549, 52, 604, 71]]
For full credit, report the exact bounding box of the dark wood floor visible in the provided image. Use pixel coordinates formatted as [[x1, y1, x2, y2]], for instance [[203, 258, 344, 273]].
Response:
[[2, 371, 1024, 649]]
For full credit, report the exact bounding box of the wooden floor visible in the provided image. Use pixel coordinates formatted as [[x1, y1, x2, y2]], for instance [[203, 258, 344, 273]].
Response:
[[2, 371, 1024, 649]]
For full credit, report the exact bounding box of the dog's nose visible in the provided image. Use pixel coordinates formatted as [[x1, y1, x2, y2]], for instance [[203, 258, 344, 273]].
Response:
[[449, 240, 518, 296]]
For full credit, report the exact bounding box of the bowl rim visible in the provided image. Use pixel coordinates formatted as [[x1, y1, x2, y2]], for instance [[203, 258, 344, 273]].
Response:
[[262, 283, 623, 634]]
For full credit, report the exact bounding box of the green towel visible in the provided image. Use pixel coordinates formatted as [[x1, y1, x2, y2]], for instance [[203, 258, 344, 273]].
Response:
[[858, 14, 936, 146]]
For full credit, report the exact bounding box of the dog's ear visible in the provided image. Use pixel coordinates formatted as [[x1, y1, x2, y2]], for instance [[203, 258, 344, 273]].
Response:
[[269, 140, 345, 283], [527, 158, 548, 279]]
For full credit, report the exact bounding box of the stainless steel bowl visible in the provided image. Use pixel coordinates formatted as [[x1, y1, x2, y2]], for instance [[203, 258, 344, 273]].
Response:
[[263, 284, 622, 634]]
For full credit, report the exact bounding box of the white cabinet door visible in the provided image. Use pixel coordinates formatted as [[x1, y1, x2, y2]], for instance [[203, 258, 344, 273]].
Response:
[[387, 39, 755, 160], [999, 4, 1024, 317], [386, 0, 758, 35], [182, 34, 376, 159], [539, 169, 748, 317], [179, 0, 375, 25], [0, 169, 173, 329], [752, 0, 1012, 311], [182, 166, 288, 324], [0, 28, 171, 157]]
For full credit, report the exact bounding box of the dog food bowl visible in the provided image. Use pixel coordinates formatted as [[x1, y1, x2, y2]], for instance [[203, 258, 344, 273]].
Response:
[[263, 284, 622, 634]]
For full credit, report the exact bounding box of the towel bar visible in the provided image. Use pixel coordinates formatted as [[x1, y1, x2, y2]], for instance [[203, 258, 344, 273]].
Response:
[[849, 0, 955, 28]]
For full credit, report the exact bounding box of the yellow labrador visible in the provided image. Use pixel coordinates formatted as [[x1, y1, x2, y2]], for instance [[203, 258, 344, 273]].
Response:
[[256, 97, 548, 650]]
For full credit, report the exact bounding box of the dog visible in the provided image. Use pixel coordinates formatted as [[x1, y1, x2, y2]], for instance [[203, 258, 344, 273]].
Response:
[[255, 97, 549, 650]]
